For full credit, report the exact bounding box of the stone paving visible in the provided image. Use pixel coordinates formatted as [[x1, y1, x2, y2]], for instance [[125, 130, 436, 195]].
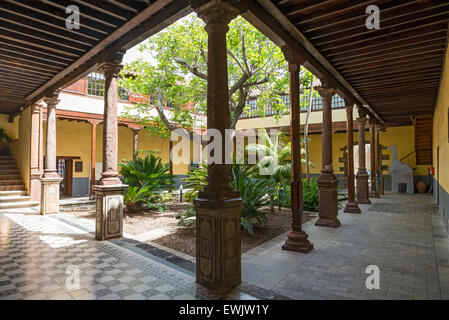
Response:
[[0, 193, 448, 300], [242, 193, 449, 300]]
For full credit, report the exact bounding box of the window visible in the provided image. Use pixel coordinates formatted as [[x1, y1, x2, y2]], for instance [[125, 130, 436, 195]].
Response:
[[118, 87, 129, 101], [279, 94, 290, 109], [87, 72, 105, 96], [332, 94, 345, 108]]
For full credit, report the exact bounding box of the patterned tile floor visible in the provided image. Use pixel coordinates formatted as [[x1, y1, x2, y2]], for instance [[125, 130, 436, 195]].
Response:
[[1, 193, 448, 300], [0, 212, 260, 300]]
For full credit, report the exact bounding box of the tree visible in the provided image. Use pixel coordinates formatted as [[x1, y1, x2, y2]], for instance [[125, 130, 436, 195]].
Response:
[[119, 14, 299, 140]]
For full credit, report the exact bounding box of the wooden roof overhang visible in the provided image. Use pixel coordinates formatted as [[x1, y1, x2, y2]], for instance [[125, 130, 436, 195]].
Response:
[[0, 0, 200, 117], [237, 0, 449, 126]]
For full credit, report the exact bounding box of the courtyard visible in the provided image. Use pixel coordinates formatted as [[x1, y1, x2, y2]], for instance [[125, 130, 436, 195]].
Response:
[[1, 193, 447, 300]]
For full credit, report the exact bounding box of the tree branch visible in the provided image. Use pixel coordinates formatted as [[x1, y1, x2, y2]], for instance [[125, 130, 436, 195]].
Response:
[[174, 58, 207, 80]]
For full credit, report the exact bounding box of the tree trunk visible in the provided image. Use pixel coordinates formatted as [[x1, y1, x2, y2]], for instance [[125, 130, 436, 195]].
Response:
[[304, 77, 314, 184]]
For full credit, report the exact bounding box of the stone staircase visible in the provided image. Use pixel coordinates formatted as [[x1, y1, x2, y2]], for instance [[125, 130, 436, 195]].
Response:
[[0, 154, 39, 210]]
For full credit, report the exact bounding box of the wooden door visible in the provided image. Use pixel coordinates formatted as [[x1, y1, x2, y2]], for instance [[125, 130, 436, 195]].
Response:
[[64, 159, 73, 196]]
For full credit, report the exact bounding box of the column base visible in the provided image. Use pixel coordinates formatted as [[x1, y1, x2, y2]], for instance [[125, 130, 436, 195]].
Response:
[[369, 190, 380, 198], [356, 171, 371, 204], [194, 196, 242, 295], [316, 171, 340, 228], [315, 217, 341, 228], [282, 230, 313, 253], [343, 201, 361, 214], [93, 184, 127, 241], [40, 177, 61, 215]]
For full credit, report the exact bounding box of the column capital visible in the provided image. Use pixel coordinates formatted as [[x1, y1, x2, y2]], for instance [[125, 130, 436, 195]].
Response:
[[43, 90, 61, 108], [357, 105, 367, 118], [99, 52, 124, 78], [196, 0, 239, 31], [30, 102, 43, 114], [357, 116, 367, 126], [282, 46, 305, 70], [314, 85, 336, 99]]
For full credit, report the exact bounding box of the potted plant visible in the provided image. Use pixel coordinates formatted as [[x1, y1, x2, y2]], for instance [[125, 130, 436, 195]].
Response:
[[0, 128, 12, 155]]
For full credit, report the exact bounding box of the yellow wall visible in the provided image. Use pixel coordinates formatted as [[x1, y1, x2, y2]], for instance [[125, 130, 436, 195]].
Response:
[[380, 126, 429, 176], [9, 108, 31, 192], [236, 108, 350, 130], [433, 46, 449, 192], [0, 114, 19, 140]]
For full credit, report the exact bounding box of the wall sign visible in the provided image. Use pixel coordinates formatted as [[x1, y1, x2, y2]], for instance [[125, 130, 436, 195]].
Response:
[[75, 161, 83, 172]]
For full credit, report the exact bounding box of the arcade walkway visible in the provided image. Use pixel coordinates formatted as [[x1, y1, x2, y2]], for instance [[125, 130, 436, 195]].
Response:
[[0, 193, 447, 300]]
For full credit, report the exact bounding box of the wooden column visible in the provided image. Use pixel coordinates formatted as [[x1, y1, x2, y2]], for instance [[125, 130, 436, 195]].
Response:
[[343, 101, 361, 213], [315, 81, 340, 228], [194, 0, 242, 295], [29, 103, 43, 201], [369, 119, 380, 198], [93, 52, 126, 241], [375, 125, 384, 195], [356, 107, 371, 204], [41, 91, 62, 215], [281, 47, 313, 253], [88, 119, 101, 198]]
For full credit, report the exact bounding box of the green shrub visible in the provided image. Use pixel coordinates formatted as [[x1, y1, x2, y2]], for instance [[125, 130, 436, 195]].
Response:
[[179, 163, 276, 234], [302, 178, 319, 211], [119, 154, 174, 212]]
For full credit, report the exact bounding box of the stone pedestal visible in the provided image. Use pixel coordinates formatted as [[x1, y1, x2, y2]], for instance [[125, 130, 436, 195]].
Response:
[[93, 184, 127, 241], [40, 177, 62, 215], [356, 170, 371, 204], [316, 170, 341, 227], [194, 197, 242, 295]]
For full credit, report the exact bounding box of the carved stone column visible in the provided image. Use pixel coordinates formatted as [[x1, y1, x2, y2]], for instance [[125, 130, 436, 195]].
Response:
[[41, 91, 62, 215], [356, 107, 371, 204], [343, 102, 361, 213], [194, 0, 242, 294], [30, 103, 43, 201], [315, 81, 340, 228], [93, 53, 127, 241], [281, 47, 313, 253], [369, 119, 380, 198]]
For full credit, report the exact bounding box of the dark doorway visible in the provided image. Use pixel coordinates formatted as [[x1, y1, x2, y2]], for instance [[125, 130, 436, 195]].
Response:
[[56, 156, 80, 196]]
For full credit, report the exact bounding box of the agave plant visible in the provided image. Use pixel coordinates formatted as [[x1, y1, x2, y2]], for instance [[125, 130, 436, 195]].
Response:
[[119, 154, 174, 211]]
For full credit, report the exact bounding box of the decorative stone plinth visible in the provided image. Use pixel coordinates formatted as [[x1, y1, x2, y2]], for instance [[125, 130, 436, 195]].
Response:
[[282, 230, 313, 253], [40, 177, 61, 215], [356, 171, 371, 204], [93, 184, 127, 241], [369, 189, 380, 198], [344, 201, 361, 214], [316, 171, 341, 228], [194, 197, 242, 295]]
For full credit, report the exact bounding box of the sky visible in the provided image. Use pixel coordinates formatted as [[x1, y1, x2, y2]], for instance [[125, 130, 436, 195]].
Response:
[[123, 43, 156, 64]]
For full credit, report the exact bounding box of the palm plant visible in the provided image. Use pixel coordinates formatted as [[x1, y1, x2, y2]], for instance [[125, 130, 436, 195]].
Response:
[[179, 163, 276, 234], [119, 154, 174, 212]]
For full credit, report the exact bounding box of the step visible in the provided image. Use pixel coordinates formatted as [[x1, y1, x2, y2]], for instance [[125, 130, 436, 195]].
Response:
[[0, 179, 23, 186], [0, 190, 27, 197], [0, 160, 16, 165], [0, 174, 22, 181], [0, 156, 14, 160], [0, 201, 39, 209], [0, 185, 25, 191], [0, 195, 31, 203], [0, 165, 18, 170], [0, 170, 20, 175]]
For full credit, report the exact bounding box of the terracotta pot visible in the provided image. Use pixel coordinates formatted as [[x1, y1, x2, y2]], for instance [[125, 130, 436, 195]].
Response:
[[416, 181, 427, 193]]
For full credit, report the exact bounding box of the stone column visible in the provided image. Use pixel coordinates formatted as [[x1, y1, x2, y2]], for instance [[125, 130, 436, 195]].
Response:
[[343, 101, 361, 213], [93, 53, 127, 241], [194, 0, 242, 295], [30, 103, 43, 201], [132, 128, 140, 161], [369, 119, 380, 198], [356, 107, 371, 204], [41, 91, 62, 215], [315, 81, 340, 228], [281, 47, 313, 253]]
